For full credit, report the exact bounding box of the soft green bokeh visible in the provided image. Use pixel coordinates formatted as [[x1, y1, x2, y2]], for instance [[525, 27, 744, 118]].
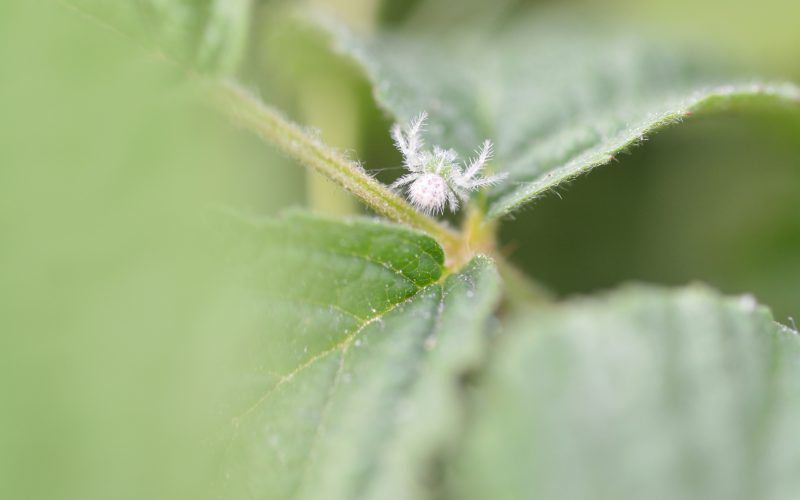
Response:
[[2, 1, 799, 499], [451, 285, 800, 500], [0, 2, 299, 499], [501, 107, 800, 319]]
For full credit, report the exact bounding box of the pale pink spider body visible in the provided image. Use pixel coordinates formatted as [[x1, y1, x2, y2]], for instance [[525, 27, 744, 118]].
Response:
[[408, 172, 449, 214], [389, 112, 507, 215]]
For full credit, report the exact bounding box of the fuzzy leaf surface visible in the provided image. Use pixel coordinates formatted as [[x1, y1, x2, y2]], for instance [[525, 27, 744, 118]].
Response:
[[449, 285, 800, 500], [66, 0, 252, 74], [220, 212, 500, 500], [322, 13, 800, 218]]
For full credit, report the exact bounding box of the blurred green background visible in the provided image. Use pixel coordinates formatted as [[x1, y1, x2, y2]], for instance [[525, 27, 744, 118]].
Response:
[[1, 0, 798, 499]]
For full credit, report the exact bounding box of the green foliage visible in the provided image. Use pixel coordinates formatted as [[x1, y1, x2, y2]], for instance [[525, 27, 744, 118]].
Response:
[[322, 13, 800, 217], [67, 0, 252, 74], [0, 3, 273, 499], [451, 286, 800, 500], [221, 213, 499, 500], [4, 2, 800, 500]]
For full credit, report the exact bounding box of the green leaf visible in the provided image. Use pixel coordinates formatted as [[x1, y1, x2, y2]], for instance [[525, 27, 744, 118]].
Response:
[[449, 285, 800, 500], [320, 12, 800, 218], [66, 0, 252, 74], [220, 211, 501, 500]]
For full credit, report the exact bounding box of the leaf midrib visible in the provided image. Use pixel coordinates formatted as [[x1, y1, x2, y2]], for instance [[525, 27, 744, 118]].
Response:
[[293, 281, 452, 500], [231, 280, 442, 425]]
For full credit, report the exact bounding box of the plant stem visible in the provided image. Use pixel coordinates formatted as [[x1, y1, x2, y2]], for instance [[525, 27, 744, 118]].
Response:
[[212, 78, 550, 300], [213, 80, 460, 249]]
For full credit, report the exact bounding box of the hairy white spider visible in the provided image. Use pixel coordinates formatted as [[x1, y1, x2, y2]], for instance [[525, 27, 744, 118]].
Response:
[[389, 112, 507, 215]]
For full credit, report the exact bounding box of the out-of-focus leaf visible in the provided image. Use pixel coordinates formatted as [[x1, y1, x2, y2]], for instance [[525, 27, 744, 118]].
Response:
[[498, 109, 800, 320], [320, 13, 800, 218], [1, 3, 288, 500], [220, 212, 500, 500], [66, 0, 252, 74], [449, 285, 800, 500]]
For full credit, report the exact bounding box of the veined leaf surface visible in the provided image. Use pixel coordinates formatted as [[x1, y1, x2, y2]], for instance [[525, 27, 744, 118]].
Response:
[[220, 212, 500, 500], [321, 13, 800, 218]]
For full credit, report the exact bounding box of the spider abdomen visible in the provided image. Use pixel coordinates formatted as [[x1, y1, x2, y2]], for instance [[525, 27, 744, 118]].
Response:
[[409, 173, 448, 214]]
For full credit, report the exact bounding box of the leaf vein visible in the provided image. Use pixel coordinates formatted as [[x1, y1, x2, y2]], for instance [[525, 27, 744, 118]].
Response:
[[232, 284, 433, 424]]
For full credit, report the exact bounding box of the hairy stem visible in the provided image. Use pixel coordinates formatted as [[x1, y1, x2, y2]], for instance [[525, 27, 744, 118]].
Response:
[[213, 80, 460, 249]]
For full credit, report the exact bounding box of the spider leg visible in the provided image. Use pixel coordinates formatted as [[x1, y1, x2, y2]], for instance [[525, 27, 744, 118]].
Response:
[[461, 172, 509, 189], [462, 140, 494, 181], [406, 150, 431, 173], [407, 112, 427, 138], [405, 112, 427, 158], [389, 173, 420, 190], [391, 124, 408, 152], [446, 188, 460, 213]]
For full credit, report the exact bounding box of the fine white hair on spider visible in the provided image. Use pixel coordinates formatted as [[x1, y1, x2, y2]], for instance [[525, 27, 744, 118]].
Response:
[[389, 112, 508, 215]]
